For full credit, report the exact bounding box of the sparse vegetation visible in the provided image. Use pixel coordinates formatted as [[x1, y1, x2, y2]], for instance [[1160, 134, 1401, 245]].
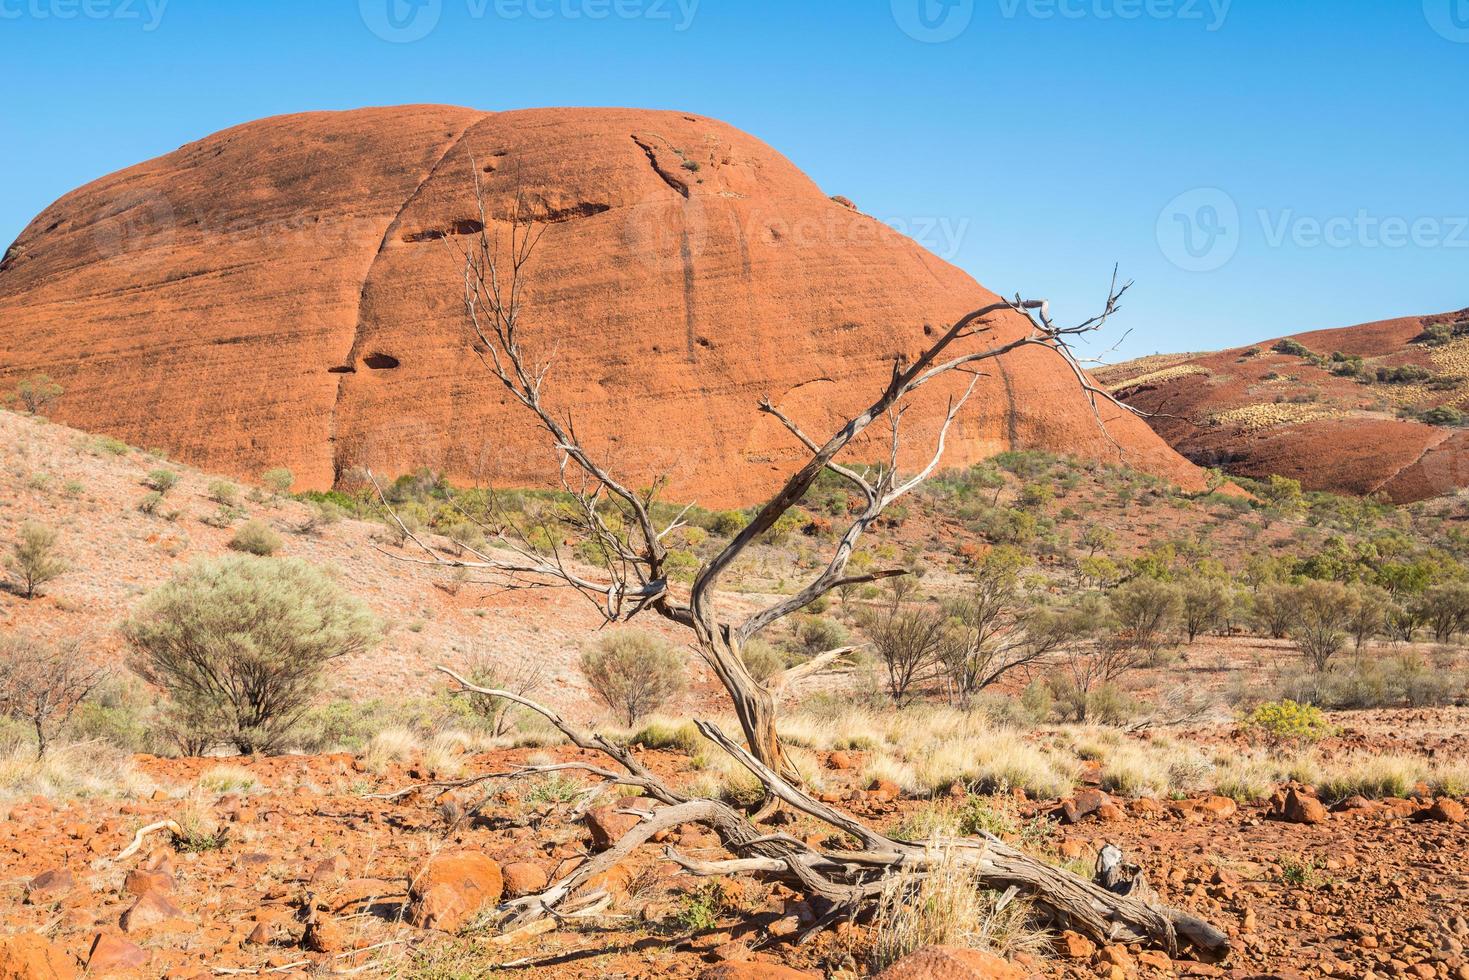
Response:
[[579, 631, 686, 726], [229, 519, 282, 556], [6, 520, 67, 598], [124, 555, 381, 754]]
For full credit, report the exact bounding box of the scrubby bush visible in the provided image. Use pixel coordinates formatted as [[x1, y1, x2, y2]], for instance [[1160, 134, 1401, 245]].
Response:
[[124, 555, 381, 754], [208, 480, 239, 507], [146, 469, 181, 494], [579, 631, 686, 726], [1271, 338, 1313, 358], [261, 467, 294, 496], [1242, 699, 1333, 747], [229, 520, 282, 556], [6, 521, 67, 599], [12, 373, 63, 416]]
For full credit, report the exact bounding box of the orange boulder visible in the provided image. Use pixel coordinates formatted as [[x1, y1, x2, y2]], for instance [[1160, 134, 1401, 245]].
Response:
[[0, 935, 75, 980], [874, 946, 1026, 979], [0, 106, 1202, 506], [407, 850, 503, 932]]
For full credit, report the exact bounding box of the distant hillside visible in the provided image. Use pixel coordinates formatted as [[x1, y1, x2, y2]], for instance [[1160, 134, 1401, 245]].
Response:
[[1097, 309, 1469, 502]]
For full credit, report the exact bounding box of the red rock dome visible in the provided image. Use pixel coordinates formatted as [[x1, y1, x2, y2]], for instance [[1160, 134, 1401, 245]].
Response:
[[0, 105, 1203, 503]]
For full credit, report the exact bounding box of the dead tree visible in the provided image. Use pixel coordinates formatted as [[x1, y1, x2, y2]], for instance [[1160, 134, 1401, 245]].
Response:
[[404, 667, 1228, 957], [379, 184, 1137, 775], [372, 184, 1228, 957]]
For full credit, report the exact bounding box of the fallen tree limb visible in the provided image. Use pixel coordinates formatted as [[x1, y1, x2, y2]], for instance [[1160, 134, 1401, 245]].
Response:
[[414, 669, 1230, 959], [115, 820, 183, 862]]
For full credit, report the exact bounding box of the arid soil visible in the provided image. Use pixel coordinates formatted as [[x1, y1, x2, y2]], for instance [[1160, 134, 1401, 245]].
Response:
[[3, 412, 1469, 978], [1097, 309, 1469, 502], [0, 105, 1203, 504], [1, 706, 1466, 980]]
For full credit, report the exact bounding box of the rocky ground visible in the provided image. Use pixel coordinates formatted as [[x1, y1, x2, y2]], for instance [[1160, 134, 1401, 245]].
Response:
[[1, 725, 1466, 980]]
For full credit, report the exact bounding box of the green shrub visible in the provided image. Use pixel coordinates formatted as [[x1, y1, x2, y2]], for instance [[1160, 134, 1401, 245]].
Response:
[[208, 480, 239, 506], [1271, 338, 1313, 358], [6, 521, 67, 599], [146, 469, 181, 494], [1243, 699, 1333, 746], [229, 520, 282, 556], [579, 632, 686, 726], [12, 374, 63, 415], [124, 555, 381, 754], [261, 467, 294, 496]]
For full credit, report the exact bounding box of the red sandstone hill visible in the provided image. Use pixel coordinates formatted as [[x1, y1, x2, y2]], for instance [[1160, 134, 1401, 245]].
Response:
[[0, 105, 1202, 504], [1097, 309, 1469, 502]]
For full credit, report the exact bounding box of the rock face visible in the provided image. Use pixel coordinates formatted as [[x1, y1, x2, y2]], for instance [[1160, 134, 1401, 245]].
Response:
[[1098, 309, 1469, 502], [0, 105, 1201, 505]]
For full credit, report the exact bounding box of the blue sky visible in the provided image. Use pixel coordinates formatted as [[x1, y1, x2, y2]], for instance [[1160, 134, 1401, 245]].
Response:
[[1, 0, 1465, 360]]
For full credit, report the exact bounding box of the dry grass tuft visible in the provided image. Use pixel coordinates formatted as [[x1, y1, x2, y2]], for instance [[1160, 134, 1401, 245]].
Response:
[[869, 844, 1049, 972], [0, 742, 154, 800]]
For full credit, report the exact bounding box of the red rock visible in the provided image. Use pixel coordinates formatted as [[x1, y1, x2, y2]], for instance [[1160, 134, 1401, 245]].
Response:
[[826, 751, 856, 771], [1100, 309, 1469, 501], [584, 805, 646, 850], [304, 916, 348, 954], [700, 964, 816, 979], [1056, 930, 1097, 959], [86, 934, 149, 974], [501, 861, 549, 898], [0, 107, 1204, 505], [122, 869, 173, 897], [24, 869, 74, 904], [1276, 788, 1328, 825], [1416, 798, 1467, 824], [243, 922, 272, 946], [407, 851, 503, 932], [874, 946, 1026, 979], [119, 890, 187, 933], [1061, 788, 1113, 824], [1137, 949, 1173, 970], [866, 779, 901, 802], [0, 935, 76, 980]]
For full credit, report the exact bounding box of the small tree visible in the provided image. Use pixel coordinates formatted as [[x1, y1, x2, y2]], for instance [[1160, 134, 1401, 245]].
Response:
[[1346, 585, 1390, 652], [1107, 577, 1180, 660], [1251, 583, 1297, 639], [1080, 524, 1116, 558], [6, 521, 68, 599], [1179, 573, 1231, 643], [0, 633, 106, 757], [1290, 580, 1358, 671], [579, 632, 686, 726], [859, 597, 960, 707], [460, 654, 547, 738], [13, 374, 62, 416], [1411, 582, 1469, 645], [124, 555, 380, 754], [940, 547, 1078, 706]]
